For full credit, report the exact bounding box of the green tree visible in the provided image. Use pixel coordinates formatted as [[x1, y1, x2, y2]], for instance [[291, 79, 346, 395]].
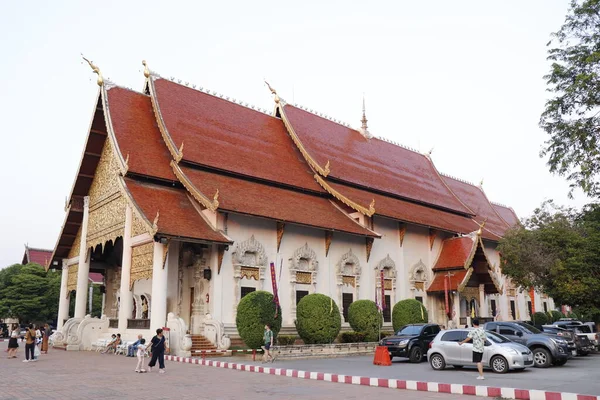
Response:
[[0, 263, 61, 324], [498, 201, 600, 321], [541, 0, 600, 198]]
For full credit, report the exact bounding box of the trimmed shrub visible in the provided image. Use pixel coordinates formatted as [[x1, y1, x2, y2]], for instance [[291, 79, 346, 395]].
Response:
[[392, 299, 428, 332], [338, 331, 367, 343], [277, 335, 297, 346], [550, 310, 563, 322], [235, 291, 282, 350], [348, 300, 383, 342], [296, 293, 341, 344], [532, 312, 548, 325], [380, 331, 395, 339]]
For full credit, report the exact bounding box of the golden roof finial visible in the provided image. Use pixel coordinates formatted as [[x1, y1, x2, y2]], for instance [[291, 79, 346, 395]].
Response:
[[324, 160, 331, 175], [212, 189, 220, 210], [152, 211, 160, 233], [142, 60, 150, 78], [175, 141, 184, 163], [476, 218, 487, 236], [82, 54, 104, 87], [369, 199, 376, 215], [264, 80, 280, 104]]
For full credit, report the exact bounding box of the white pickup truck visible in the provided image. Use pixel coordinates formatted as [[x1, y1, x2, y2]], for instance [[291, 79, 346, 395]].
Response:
[[554, 319, 599, 350]]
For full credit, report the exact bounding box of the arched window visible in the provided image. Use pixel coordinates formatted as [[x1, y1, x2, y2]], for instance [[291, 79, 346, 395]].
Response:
[[289, 243, 319, 320], [375, 255, 396, 323], [336, 249, 361, 323], [232, 236, 268, 313]]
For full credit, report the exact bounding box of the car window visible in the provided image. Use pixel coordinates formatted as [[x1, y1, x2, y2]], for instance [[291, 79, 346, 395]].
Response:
[[423, 326, 433, 335], [441, 331, 466, 342], [396, 325, 422, 335], [486, 331, 511, 344], [515, 322, 541, 334], [486, 323, 497, 331], [431, 325, 441, 335], [499, 327, 516, 336]]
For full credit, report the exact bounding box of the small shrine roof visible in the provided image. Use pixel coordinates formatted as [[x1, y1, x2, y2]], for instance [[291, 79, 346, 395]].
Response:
[[280, 104, 473, 215], [442, 175, 511, 237], [22, 246, 53, 267], [107, 87, 176, 181], [124, 178, 231, 244], [88, 272, 104, 284], [150, 78, 322, 192], [427, 269, 469, 293], [179, 166, 379, 237], [432, 236, 476, 271], [492, 203, 520, 227]]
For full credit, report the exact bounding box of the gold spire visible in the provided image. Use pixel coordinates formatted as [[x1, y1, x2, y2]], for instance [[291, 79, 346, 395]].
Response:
[[142, 60, 150, 78], [265, 80, 280, 103], [359, 95, 371, 139], [82, 55, 104, 87], [476, 218, 487, 236]]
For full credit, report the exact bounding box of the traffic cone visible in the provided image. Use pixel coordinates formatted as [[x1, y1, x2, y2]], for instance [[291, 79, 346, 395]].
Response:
[[373, 346, 392, 366]]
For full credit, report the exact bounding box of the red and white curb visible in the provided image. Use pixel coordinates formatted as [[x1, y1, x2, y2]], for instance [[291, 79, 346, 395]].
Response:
[[165, 355, 598, 400]]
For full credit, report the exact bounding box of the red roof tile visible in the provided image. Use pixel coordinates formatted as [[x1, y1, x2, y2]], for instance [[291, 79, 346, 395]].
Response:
[[23, 248, 53, 267], [107, 87, 176, 181], [433, 237, 475, 271], [180, 166, 378, 237], [492, 204, 520, 227], [281, 105, 472, 215], [325, 181, 500, 240], [442, 176, 510, 237], [88, 272, 104, 284], [124, 178, 230, 244], [427, 269, 468, 293], [151, 79, 322, 192]]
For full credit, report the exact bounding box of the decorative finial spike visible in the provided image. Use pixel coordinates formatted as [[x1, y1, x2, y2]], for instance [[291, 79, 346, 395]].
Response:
[[428, 147, 434, 157], [81, 54, 104, 87], [359, 94, 372, 138], [142, 60, 150, 78], [479, 178, 484, 187]]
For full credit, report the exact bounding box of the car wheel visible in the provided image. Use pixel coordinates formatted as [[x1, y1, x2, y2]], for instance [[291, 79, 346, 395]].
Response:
[[578, 351, 589, 356], [532, 348, 552, 368], [491, 355, 509, 373], [553, 359, 567, 366], [429, 353, 446, 370], [409, 346, 423, 363], [452, 365, 464, 369]]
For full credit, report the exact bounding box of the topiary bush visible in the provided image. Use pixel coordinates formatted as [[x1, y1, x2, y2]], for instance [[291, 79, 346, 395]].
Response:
[[550, 310, 564, 322], [348, 300, 382, 342], [235, 291, 282, 349], [338, 331, 367, 343], [277, 335, 297, 346], [533, 312, 548, 326], [296, 293, 341, 344], [392, 299, 428, 332]]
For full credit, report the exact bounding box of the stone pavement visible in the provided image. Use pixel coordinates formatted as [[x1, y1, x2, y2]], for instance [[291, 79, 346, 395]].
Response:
[[226, 352, 600, 396], [0, 343, 475, 400]]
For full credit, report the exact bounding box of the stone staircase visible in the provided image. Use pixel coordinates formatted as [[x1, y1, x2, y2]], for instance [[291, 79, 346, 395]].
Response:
[[191, 334, 224, 356]]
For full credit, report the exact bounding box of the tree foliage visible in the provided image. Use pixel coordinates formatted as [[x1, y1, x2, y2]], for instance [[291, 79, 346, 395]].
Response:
[[498, 201, 600, 321], [541, 0, 600, 198], [0, 263, 61, 324], [235, 291, 282, 349]]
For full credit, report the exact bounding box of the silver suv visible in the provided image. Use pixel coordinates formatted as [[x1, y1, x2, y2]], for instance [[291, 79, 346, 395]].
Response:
[[427, 329, 533, 373]]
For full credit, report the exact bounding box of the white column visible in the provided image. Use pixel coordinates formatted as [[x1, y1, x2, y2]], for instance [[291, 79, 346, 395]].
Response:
[[118, 205, 133, 332], [479, 284, 488, 318], [57, 260, 70, 330], [88, 285, 94, 314], [74, 196, 91, 318], [150, 241, 168, 333]]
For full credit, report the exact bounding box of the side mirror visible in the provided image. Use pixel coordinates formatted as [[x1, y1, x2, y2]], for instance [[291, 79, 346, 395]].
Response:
[[516, 331, 523, 337], [484, 340, 492, 346]]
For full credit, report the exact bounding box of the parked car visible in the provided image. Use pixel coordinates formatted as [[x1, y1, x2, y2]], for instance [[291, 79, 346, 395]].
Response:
[[427, 329, 533, 373], [551, 320, 598, 351], [540, 326, 578, 354], [380, 323, 442, 363], [484, 321, 570, 368]]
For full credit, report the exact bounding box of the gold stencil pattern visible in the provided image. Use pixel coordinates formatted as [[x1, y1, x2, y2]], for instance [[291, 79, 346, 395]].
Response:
[[67, 264, 78, 294], [130, 243, 154, 288], [384, 279, 393, 290], [296, 271, 312, 284], [342, 275, 356, 287], [414, 281, 425, 291], [240, 266, 259, 281], [131, 212, 149, 237], [68, 228, 82, 259]]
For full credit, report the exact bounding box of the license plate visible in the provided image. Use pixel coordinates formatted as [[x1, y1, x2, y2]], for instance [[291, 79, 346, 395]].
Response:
[[572, 350, 577, 356]]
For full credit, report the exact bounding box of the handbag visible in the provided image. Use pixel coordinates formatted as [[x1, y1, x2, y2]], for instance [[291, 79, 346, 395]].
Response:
[[34, 345, 41, 358]]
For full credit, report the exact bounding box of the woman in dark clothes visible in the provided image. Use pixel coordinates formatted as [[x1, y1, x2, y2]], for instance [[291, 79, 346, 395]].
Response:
[[7, 324, 19, 358]]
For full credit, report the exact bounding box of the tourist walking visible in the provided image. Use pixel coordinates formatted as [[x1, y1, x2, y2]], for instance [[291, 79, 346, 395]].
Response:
[[148, 328, 167, 373], [7, 325, 18, 359], [261, 324, 274, 363], [459, 318, 486, 380], [41, 324, 50, 354], [23, 324, 36, 362], [135, 338, 147, 373], [127, 334, 143, 357]]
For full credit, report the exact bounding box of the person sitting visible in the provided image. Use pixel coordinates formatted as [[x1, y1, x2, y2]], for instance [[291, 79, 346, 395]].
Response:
[[127, 334, 143, 357], [102, 334, 118, 354]]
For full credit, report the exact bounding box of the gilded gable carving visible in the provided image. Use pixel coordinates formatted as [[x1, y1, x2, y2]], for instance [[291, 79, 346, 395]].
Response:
[[132, 212, 149, 237], [68, 228, 82, 259], [130, 243, 154, 288], [86, 140, 126, 249], [67, 264, 78, 294]]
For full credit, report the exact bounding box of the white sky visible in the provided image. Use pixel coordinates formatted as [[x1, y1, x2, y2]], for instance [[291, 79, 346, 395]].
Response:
[[0, 0, 590, 268]]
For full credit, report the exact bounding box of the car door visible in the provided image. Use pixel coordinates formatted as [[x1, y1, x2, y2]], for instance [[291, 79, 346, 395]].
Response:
[[498, 324, 526, 345], [438, 331, 466, 364], [423, 325, 440, 348]]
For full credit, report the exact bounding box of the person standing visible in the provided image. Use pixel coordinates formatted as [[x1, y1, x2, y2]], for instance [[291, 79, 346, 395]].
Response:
[[135, 339, 147, 373], [41, 324, 50, 354], [261, 324, 274, 363], [148, 328, 167, 374], [23, 324, 36, 363], [459, 318, 486, 380], [7, 325, 19, 359], [127, 334, 143, 357]]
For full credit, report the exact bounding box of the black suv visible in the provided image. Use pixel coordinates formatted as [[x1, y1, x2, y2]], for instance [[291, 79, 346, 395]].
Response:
[[380, 323, 441, 363], [484, 321, 570, 368]]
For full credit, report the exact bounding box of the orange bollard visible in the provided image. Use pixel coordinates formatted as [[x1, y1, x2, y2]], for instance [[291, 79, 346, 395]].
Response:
[[373, 346, 392, 366]]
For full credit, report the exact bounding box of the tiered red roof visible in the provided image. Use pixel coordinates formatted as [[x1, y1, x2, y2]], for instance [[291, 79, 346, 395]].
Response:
[[442, 176, 511, 237], [432, 237, 477, 271], [22, 246, 53, 267], [281, 104, 472, 215], [492, 203, 520, 227]]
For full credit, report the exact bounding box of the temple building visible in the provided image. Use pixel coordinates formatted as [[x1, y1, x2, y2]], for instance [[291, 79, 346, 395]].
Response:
[[22, 245, 53, 266], [47, 60, 554, 353]]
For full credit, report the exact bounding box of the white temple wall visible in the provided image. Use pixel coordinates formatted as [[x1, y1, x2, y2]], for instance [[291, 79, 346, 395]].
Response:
[[370, 216, 404, 300], [166, 241, 179, 317]]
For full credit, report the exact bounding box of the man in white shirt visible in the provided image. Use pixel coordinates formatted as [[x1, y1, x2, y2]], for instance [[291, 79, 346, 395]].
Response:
[[459, 318, 486, 380]]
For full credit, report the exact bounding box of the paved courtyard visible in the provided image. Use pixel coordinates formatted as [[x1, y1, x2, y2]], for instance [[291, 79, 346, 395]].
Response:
[[0, 343, 474, 400], [227, 352, 600, 396]]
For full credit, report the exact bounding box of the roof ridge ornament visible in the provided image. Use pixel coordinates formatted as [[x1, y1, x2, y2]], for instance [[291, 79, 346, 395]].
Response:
[[142, 60, 150, 78], [265, 80, 285, 105], [82, 54, 104, 87], [176, 141, 184, 163], [359, 95, 372, 139], [152, 210, 160, 234], [476, 218, 487, 236]]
